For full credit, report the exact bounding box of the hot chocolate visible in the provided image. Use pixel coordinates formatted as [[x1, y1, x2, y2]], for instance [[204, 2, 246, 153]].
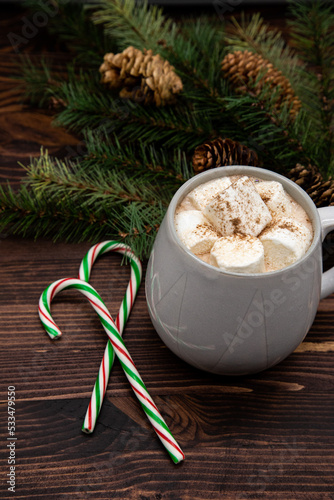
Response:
[[175, 174, 313, 273]]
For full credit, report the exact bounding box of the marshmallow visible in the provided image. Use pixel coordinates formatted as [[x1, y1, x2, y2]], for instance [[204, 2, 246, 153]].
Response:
[[204, 176, 272, 237], [210, 235, 265, 273], [174, 210, 220, 254], [255, 181, 292, 217], [259, 217, 313, 271], [188, 177, 232, 210]]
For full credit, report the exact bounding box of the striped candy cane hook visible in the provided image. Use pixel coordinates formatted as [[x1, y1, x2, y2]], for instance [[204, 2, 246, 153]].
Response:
[[38, 278, 185, 464], [78, 241, 142, 433]]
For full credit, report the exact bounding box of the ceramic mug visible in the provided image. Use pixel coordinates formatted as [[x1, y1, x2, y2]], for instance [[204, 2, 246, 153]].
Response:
[[145, 166, 334, 375]]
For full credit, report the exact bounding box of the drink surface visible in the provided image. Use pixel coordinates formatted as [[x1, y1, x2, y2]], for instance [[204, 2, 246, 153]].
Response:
[[174, 174, 313, 273]]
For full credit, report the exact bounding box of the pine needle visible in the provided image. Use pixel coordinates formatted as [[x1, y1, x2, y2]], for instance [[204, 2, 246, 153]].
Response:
[[4, 0, 333, 255], [87, 0, 173, 51], [287, 0, 334, 176]]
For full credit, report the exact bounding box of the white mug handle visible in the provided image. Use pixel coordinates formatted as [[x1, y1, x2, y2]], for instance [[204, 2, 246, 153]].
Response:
[[318, 207, 334, 299]]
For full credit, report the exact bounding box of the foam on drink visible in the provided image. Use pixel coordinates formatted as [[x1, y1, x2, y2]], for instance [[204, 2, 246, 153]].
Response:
[[175, 174, 313, 273]]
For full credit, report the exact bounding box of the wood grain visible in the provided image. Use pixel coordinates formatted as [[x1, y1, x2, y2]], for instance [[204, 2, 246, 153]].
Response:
[[1, 4, 334, 500], [0, 4, 78, 188]]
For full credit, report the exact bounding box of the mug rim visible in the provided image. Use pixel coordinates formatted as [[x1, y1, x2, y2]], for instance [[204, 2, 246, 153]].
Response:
[[168, 165, 321, 277]]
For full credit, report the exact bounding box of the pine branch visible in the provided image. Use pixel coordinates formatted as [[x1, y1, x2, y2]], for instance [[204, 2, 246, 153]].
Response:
[[22, 149, 174, 209], [19, 56, 65, 109], [0, 183, 111, 243], [19, 42, 310, 174], [221, 12, 326, 171], [87, 0, 173, 51], [225, 13, 305, 94], [287, 0, 334, 70], [1, 147, 192, 257], [19, 56, 224, 152], [222, 87, 318, 173], [19, 4, 247, 152], [182, 14, 314, 169], [0, 174, 165, 259], [110, 202, 163, 258], [12, 0, 334, 255], [23, 0, 116, 64], [156, 17, 225, 90], [79, 131, 192, 184], [287, 0, 334, 176], [52, 73, 221, 151]]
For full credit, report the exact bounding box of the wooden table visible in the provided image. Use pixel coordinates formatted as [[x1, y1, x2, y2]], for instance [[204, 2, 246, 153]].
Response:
[[1, 4, 334, 499]]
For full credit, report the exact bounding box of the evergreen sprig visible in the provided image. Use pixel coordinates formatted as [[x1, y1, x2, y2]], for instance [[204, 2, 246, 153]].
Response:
[[225, 13, 304, 91], [287, 0, 334, 176], [79, 131, 192, 184], [87, 0, 173, 51], [1, 144, 191, 257], [3, 0, 333, 257], [0, 182, 111, 243], [20, 57, 64, 108], [23, 0, 116, 63]]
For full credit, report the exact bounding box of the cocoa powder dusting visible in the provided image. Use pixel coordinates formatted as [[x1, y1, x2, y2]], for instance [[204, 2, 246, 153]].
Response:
[[232, 217, 241, 230], [176, 174, 314, 272], [277, 221, 297, 232]]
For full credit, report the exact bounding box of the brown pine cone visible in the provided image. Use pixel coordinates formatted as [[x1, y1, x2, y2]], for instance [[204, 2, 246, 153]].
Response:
[[221, 50, 301, 119], [192, 137, 259, 174], [288, 163, 334, 207], [99, 46, 183, 106]]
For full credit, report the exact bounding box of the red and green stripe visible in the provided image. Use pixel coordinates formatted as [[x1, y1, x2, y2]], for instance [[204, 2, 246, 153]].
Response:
[[38, 275, 185, 463]]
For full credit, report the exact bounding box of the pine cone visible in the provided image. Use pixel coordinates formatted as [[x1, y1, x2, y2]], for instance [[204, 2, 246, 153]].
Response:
[[221, 50, 301, 119], [288, 163, 334, 207], [99, 46, 183, 106], [192, 137, 259, 174]]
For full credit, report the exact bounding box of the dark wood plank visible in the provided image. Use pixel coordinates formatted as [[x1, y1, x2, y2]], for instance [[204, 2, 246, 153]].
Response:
[[0, 2, 78, 187], [1, 236, 334, 500]]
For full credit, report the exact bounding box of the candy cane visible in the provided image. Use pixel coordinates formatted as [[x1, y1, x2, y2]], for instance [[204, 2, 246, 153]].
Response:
[[78, 241, 142, 433], [38, 278, 185, 464]]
